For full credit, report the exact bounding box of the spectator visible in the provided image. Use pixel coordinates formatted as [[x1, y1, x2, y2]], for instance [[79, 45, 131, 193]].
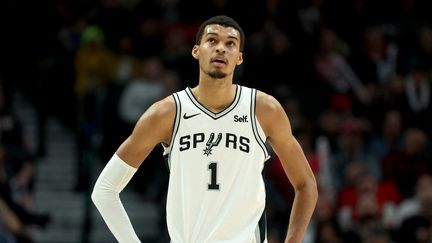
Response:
[[314, 28, 372, 107], [0, 146, 49, 243], [331, 117, 381, 191], [74, 25, 113, 106], [314, 218, 345, 243], [382, 128, 431, 197], [117, 56, 167, 126], [396, 174, 432, 227], [337, 163, 401, 229], [0, 85, 35, 211], [74, 24, 114, 138], [353, 25, 399, 86], [366, 109, 404, 160], [110, 35, 143, 85], [363, 228, 392, 243], [402, 62, 432, 135], [403, 25, 432, 75], [0, 196, 30, 243], [397, 215, 431, 243]]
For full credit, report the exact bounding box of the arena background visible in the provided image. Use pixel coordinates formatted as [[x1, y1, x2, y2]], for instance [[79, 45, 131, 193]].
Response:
[[0, 0, 431, 242]]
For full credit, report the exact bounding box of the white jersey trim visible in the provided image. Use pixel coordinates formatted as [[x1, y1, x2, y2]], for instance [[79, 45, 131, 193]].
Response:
[[185, 85, 242, 120], [163, 92, 182, 169], [250, 89, 271, 161]]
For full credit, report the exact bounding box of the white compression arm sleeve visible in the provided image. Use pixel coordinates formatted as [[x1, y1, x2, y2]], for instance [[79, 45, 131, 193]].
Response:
[[91, 153, 141, 243]]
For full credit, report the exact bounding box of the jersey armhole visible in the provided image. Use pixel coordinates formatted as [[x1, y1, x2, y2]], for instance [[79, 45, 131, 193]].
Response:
[[162, 92, 182, 169], [250, 89, 271, 161]]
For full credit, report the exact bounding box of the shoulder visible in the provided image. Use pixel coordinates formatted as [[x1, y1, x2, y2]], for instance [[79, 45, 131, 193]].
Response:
[[255, 90, 291, 138], [148, 95, 176, 117], [255, 90, 283, 116], [135, 95, 176, 121], [133, 95, 177, 144]]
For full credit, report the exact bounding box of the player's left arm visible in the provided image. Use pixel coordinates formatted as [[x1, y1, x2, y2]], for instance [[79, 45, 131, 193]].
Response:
[[256, 91, 318, 243]]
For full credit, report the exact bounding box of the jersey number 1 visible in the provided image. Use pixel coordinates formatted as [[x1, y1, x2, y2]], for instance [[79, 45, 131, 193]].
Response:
[[208, 162, 220, 190]]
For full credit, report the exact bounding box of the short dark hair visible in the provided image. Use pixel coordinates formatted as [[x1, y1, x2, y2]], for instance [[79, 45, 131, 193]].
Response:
[[195, 15, 245, 51]]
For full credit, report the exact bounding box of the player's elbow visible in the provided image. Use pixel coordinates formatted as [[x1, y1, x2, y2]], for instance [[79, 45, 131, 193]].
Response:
[[91, 183, 109, 208], [295, 177, 318, 202], [91, 185, 101, 207]]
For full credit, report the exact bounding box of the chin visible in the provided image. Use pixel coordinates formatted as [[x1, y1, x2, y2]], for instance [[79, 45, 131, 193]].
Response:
[[208, 70, 227, 79]]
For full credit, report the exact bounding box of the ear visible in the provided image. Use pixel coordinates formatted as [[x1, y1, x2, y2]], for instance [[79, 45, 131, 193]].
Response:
[[236, 52, 243, 65], [191, 45, 199, 60]]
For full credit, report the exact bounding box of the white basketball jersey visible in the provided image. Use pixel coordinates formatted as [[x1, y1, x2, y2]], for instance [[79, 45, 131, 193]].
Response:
[[163, 85, 270, 243]]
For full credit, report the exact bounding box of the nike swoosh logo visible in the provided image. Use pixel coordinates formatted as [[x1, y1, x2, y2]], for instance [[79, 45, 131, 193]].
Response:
[[183, 113, 201, 119]]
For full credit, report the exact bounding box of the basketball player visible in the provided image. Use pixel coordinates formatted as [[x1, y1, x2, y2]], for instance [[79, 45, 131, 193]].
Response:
[[92, 15, 318, 243]]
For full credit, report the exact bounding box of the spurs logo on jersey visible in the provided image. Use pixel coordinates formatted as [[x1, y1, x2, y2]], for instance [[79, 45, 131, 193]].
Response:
[[178, 132, 250, 156], [163, 85, 270, 243], [203, 133, 222, 156]]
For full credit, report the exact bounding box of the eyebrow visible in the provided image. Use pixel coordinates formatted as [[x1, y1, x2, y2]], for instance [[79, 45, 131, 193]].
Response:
[[205, 32, 239, 42]]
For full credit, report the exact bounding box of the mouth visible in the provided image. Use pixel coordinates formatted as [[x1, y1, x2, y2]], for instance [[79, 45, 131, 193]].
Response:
[[210, 57, 227, 66]]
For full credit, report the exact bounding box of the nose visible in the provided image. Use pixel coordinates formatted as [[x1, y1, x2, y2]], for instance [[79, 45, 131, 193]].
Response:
[[215, 43, 226, 53]]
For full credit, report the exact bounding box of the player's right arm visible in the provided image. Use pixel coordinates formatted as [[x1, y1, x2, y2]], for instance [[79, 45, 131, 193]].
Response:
[[91, 96, 176, 243]]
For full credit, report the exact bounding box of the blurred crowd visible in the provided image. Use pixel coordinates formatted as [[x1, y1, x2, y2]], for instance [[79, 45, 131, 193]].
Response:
[[1, 0, 432, 242]]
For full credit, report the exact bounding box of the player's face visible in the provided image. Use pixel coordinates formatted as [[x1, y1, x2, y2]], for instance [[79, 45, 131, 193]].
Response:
[[192, 24, 243, 79]]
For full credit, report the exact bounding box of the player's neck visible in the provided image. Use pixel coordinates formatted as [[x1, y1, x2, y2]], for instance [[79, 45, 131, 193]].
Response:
[[192, 79, 236, 113]]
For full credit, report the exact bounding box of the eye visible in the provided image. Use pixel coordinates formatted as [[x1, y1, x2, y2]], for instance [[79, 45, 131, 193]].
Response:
[[208, 38, 216, 44], [227, 41, 236, 47]]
